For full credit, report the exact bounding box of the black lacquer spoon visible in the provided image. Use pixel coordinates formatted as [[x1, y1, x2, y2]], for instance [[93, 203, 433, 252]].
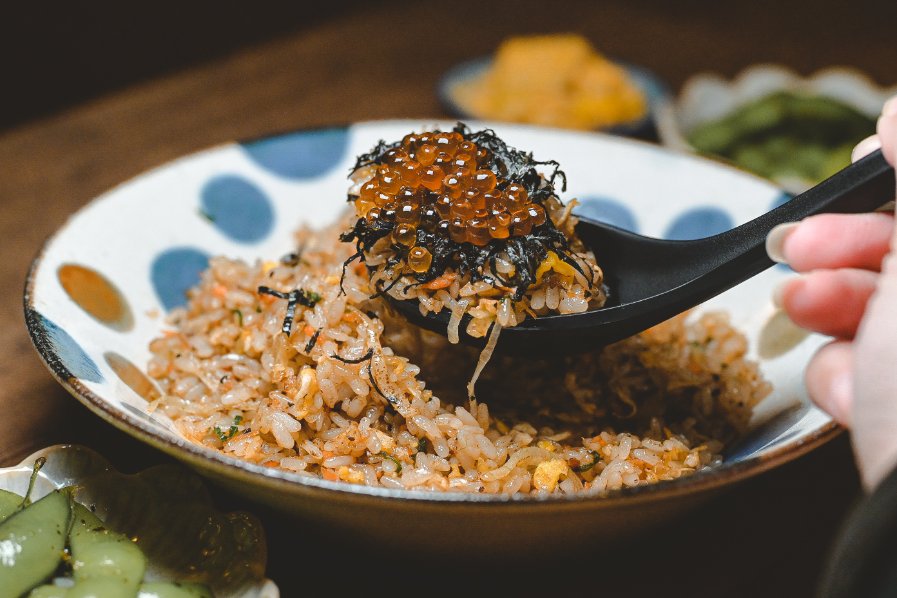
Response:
[[389, 149, 894, 355]]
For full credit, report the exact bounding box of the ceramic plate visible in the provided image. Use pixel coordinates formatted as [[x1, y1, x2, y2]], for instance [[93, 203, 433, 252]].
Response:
[[25, 120, 835, 554], [438, 56, 670, 138]]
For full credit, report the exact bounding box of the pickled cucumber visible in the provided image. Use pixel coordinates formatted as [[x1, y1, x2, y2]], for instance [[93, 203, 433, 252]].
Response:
[[0, 488, 23, 522], [0, 484, 222, 597], [69, 503, 146, 589], [27, 585, 69, 598], [0, 489, 72, 597]]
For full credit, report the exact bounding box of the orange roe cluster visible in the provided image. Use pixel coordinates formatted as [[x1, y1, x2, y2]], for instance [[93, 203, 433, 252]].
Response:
[[352, 131, 548, 268]]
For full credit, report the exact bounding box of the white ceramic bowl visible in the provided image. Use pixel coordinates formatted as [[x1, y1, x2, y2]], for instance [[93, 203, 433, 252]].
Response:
[[25, 120, 835, 554]]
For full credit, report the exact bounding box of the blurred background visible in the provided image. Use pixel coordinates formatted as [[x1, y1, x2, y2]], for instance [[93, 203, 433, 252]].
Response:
[[4, 0, 894, 193], [1, 1, 895, 596], [4, 0, 894, 130]]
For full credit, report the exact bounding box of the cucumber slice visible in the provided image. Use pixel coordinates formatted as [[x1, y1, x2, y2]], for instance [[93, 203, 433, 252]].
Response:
[[28, 585, 70, 598], [69, 503, 146, 589], [0, 489, 24, 522], [66, 578, 137, 598], [0, 490, 72, 597]]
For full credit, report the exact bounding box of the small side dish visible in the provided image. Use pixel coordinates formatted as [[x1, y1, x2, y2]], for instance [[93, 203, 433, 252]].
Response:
[[687, 91, 874, 185], [657, 64, 896, 192], [447, 34, 647, 131], [0, 447, 276, 598], [1, 480, 211, 597]]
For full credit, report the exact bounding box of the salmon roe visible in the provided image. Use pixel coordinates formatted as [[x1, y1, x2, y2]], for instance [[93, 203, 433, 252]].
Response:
[[352, 131, 546, 247]]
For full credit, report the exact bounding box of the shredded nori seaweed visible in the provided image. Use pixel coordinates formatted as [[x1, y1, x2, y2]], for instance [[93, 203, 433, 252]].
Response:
[[340, 123, 587, 300], [279, 248, 303, 266], [330, 348, 374, 364], [257, 286, 322, 335], [304, 328, 322, 354], [366, 365, 399, 408]]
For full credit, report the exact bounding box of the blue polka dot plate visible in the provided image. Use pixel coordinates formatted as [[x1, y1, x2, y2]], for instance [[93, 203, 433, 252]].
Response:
[[25, 120, 834, 554]]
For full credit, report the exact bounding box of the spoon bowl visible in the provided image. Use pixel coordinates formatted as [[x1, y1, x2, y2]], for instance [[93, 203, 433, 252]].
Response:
[[390, 149, 894, 354]]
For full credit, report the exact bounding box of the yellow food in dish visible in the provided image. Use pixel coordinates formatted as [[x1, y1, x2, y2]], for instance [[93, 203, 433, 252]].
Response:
[[454, 34, 646, 130]]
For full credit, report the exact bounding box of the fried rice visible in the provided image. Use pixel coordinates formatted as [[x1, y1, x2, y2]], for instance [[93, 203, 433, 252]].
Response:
[[146, 216, 772, 496]]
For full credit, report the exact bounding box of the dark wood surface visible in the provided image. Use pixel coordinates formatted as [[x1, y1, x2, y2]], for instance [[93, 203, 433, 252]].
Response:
[[2, 1, 892, 595]]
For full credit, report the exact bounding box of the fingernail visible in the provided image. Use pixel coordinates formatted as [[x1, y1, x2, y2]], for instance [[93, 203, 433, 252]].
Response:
[[884, 95, 897, 117], [852, 135, 881, 162], [875, 200, 896, 213], [766, 222, 798, 264]]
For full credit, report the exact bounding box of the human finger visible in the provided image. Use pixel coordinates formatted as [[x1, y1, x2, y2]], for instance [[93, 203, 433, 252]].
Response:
[[766, 213, 894, 272], [878, 96, 897, 167], [852, 134, 881, 163], [775, 268, 879, 338], [804, 340, 853, 426], [852, 246, 897, 489]]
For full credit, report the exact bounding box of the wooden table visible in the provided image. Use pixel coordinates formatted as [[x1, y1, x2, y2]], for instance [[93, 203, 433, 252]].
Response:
[[2, 1, 891, 594]]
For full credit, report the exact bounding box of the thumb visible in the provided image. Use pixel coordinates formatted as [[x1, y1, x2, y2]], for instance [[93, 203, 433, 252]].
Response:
[[878, 97, 897, 167], [850, 106, 897, 490]]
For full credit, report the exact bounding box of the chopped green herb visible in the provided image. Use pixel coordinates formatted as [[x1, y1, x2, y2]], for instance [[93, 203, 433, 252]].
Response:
[[571, 450, 601, 473], [213, 415, 244, 442], [417, 438, 428, 454], [378, 451, 402, 474], [232, 309, 243, 326]]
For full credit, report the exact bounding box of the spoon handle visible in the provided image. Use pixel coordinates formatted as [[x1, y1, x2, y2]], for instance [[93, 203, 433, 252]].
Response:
[[712, 148, 893, 269], [759, 148, 892, 223]]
